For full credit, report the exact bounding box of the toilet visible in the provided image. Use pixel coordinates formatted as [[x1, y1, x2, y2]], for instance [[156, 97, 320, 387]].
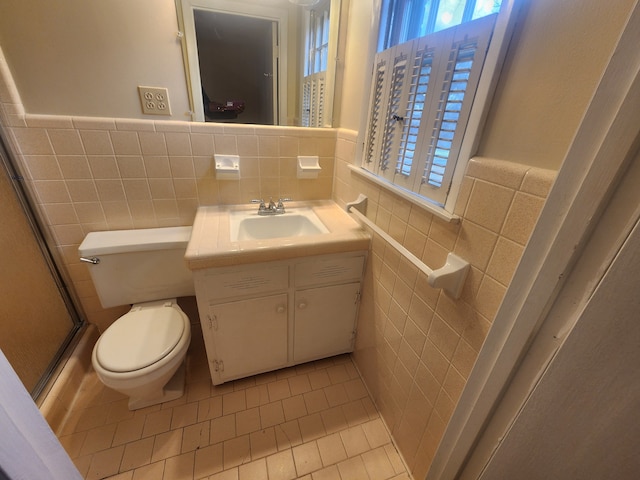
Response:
[[78, 226, 195, 410]]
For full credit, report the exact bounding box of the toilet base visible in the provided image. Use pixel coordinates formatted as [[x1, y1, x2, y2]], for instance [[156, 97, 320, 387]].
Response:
[[127, 361, 186, 410]]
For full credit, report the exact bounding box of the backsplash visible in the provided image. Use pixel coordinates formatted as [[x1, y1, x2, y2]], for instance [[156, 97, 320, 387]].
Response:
[[334, 128, 556, 478], [8, 117, 336, 330]]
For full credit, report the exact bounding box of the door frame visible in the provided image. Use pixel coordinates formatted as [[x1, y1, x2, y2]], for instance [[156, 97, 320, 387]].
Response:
[[426, 4, 640, 479], [177, 0, 287, 124], [465, 145, 640, 477]]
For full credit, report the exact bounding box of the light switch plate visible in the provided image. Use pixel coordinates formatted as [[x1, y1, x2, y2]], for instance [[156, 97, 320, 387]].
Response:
[[138, 86, 172, 115]]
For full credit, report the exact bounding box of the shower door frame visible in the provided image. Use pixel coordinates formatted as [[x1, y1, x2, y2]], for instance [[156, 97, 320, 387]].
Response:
[[0, 129, 84, 400]]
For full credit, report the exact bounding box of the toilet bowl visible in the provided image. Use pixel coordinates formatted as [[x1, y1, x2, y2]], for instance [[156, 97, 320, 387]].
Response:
[[79, 226, 196, 410], [91, 300, 191, 410]]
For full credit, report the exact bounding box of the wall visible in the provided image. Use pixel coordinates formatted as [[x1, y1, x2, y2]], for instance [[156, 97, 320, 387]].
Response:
[[478, 0, 635, 170], [0, 0, 301, 123], [1, 0, 631, 164], [329, 0, 635, 477], [0, 0, 191, 120], [334, 129, 554, 477], [336, 0, 635, 171]]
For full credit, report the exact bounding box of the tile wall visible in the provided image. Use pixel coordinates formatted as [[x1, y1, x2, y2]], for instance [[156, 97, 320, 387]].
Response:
[[1, 46, 336, 331], [333, 129, 556, 478]]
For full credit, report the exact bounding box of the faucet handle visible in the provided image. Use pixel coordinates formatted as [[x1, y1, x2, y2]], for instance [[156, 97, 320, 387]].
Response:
[[251, 199, 266, 212], [276, 197, 291, 212]]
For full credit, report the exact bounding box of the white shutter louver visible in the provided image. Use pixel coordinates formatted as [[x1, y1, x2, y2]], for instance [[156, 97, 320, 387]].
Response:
[[395, 42, 436, 178], [364, 58, 388, 166], [423, 40, 478, 188], [302, 80, 311, 127], [317, 75, 325, 127], [418, 15, 494, 204], [379, 50, 408, 175], [301, 72, 327, 128]]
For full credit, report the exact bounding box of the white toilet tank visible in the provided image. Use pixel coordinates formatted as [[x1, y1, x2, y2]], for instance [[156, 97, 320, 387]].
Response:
[[78, 226, 195, 308]]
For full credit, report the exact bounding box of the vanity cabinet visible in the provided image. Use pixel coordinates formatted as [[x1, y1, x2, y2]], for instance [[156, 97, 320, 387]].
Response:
[[208, 294, 288, 382], [293, 282, 361, 363], [193, 252, 366, 385]]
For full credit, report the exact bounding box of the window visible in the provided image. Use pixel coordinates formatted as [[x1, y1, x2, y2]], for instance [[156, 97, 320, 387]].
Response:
[[378, 0, 502, 51], [361, 0, 507, 212], [305, 8, 330, 76], [302, 6, 331, 127]]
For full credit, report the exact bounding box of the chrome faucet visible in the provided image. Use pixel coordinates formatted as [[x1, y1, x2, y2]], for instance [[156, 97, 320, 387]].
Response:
[[251, 197, 291, 215]]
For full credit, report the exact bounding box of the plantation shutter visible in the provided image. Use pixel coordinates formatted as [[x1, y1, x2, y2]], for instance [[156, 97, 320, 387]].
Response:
[[302, 80, 311, 126], [301, 72, 326, 127], [378, 43, 412, 183], [363, 14, 496, 205], [364, 56, 389, 168], [391, 35, 440, 191], [417, 14, 495, 203], [316, 74, 325, 126], [363, 42, 413, 183]]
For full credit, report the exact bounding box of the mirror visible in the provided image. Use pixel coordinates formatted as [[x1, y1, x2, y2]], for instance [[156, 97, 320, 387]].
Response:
[[176, 0, 340, 127]]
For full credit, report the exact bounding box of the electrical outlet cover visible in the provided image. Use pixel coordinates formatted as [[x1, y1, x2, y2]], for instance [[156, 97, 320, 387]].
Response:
[[138, 86, 172, 115]]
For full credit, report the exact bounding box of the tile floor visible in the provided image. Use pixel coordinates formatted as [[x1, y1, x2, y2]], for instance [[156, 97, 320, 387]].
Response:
[[56, 325, 412, 480]]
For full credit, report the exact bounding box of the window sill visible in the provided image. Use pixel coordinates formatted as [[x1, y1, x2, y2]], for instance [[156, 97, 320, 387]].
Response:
[[348, 165, 460, 223]]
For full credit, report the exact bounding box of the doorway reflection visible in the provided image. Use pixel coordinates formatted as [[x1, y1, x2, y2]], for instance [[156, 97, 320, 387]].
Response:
[[195, 10, 277, 124]]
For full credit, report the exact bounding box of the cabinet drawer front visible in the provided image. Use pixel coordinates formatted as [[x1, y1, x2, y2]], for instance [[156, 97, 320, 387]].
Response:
[[295, 255, 365, 287], [198, 265, 289, 300]]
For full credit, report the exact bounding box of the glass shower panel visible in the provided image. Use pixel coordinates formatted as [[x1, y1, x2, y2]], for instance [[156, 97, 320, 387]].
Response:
[[0, 142, 82, 398]]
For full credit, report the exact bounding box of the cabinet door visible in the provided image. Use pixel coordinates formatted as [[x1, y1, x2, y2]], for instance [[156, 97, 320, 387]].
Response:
[[210, 293, 288, 382], [293, 282, 360, 363]]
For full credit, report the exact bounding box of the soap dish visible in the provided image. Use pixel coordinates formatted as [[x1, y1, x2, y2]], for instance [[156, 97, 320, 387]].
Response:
[[297, 156, 321, 179], [215, 154, 240, 180]]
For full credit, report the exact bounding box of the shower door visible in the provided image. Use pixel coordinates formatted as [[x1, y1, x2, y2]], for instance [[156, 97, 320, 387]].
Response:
[[0, 136, 82, 398]]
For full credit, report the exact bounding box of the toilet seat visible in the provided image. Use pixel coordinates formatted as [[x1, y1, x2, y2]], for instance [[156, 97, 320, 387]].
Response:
[[96, 304, 185, 373]]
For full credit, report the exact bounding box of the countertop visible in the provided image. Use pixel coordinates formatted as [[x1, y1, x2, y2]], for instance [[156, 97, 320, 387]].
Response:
[[185, 200, 371, 269]]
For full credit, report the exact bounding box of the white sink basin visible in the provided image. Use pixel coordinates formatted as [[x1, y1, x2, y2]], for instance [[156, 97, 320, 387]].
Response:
[[229, 208, 330, 241]]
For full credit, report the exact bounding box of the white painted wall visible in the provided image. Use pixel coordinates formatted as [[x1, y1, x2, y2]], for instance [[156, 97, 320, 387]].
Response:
[[0, 0, 191, 120]]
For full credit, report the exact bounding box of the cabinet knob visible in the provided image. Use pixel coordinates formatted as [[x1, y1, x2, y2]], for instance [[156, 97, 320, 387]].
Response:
[[298, 302, 307, 309], [276, 305, 286, 314]]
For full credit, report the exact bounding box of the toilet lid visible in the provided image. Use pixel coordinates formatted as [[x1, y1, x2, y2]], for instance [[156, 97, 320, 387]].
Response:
[[96, 306, 185, 372]]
